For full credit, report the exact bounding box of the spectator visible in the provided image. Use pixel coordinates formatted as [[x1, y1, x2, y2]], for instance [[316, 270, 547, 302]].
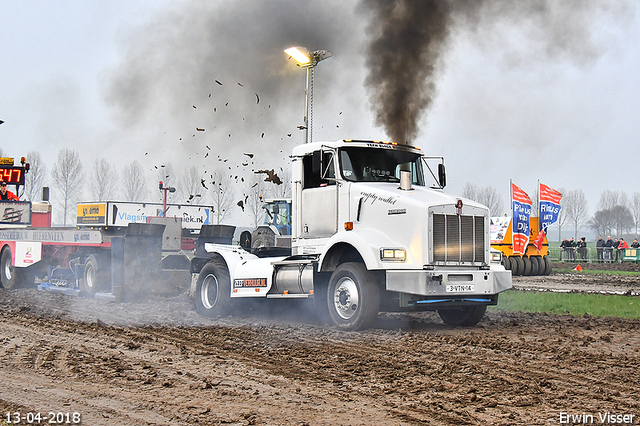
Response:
[[0, 181, 18, 201], [613, 238, 621, 262], [596, 235, 605, 262], [559, 238, 568, 261], [576, 237, 587, 261], [568, 237, 576, 261], [604, 236, 614, 262], [631, 238, 640, 249], [618, 238, 629, 262]]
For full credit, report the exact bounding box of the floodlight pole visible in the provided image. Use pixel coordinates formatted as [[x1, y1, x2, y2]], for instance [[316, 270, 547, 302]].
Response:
[[304, 65, 313, 144], [284, 47, 332, 144]]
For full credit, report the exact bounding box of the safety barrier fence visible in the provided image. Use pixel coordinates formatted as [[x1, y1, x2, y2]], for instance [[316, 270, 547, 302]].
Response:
[[548, 246, 637, 263]]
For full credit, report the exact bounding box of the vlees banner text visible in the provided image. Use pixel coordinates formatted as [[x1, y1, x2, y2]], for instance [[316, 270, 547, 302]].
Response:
[[511, 183, 532, 255]]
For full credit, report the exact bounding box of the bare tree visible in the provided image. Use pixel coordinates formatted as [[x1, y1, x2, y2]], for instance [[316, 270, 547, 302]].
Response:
[[598, 190, 621, 211], [563, 189, 589, 238], [245, 174, 268, 227], [462, 183, 504, 216], [631, 192, 640, 235], [211, 168, 234, 224], [89, 158, 118, 201], [51, 149, 84, 226], [122, 161, 148, 201], [179, 165, 205, 204], [611, 204, 635, 236], [24, 150, 47, 201], [462, 183, 479, 200]]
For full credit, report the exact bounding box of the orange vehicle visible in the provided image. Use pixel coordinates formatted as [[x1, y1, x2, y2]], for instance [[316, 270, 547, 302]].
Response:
[[491, 216, 552, 276]]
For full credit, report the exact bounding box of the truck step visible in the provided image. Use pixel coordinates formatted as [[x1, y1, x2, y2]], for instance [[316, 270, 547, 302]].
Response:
[[266, 293, 312, 299]]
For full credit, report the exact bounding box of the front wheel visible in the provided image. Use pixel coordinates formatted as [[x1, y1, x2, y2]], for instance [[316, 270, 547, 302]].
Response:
[[327, 263, 380, 331], [195, 258, 233, 317], [438, 305, 487, 327]]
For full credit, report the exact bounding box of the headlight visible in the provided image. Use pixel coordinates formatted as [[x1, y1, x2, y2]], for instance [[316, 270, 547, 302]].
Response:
[[381, 248, 406, 261], [490, 250, 503, 263]]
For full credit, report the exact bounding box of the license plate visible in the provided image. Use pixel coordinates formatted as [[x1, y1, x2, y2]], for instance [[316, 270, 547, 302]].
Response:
[[446, 284, 475, 293]]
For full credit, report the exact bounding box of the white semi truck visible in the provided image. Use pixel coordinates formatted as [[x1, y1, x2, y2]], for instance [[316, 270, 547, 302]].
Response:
[[191, 139, 512, 330]]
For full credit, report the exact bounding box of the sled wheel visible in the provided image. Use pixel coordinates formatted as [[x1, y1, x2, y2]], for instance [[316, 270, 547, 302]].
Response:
[[542, 256, 553, 275], [522, 256, 532, 276], [438, 305, 487, 327], [529, 255, 542, 276], [509, 256, 523, 276], [327, 262, 380, 331], [501, 256, 512, 271], [81, 254, 110, 297], [195, 258, 233, 317]]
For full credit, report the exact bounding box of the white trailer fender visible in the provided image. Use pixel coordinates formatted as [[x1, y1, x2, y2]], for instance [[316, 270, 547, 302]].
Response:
[[318, 228, 402, 272], [203, 243, 257, 277], [201, 243, 286, 298]]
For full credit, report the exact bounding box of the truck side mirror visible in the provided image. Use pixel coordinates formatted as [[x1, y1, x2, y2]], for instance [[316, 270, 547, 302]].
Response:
[[438, 163, 446, 188]]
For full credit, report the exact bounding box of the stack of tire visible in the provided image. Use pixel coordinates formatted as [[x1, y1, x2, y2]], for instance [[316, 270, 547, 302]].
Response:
[[502, 255, 552, 276]]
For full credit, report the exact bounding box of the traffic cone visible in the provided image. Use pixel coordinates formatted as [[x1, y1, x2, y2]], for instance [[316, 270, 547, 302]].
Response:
[[574, 264, 583, 272]]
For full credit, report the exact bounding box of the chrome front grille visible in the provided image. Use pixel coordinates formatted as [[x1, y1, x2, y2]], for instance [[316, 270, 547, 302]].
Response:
[[432, 213, 485, 264]]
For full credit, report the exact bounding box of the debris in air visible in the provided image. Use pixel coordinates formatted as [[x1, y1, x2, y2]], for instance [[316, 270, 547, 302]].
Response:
[[215, 80, 223, 85], [255, 169, 282, 185]]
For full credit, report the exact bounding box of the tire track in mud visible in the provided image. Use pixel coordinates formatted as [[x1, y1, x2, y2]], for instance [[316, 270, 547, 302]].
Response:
[[0, 310, 413, 425], [12, 312, 637, 425], [0, 289, 639, 425]]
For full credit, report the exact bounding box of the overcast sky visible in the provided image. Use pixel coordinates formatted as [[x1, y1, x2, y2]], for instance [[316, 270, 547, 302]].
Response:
[[1, 0, 639, 227]]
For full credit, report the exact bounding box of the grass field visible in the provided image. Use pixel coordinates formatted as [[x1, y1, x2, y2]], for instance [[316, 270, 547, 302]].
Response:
[[489, 289, 640, 320]]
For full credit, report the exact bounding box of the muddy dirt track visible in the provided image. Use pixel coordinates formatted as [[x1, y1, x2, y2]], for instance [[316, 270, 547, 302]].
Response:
[[0, 273, 639, 425]]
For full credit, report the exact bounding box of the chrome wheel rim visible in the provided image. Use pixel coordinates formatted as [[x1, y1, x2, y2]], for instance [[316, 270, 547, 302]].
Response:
[[333, 277, 359, 320], [201, 274, 219, 310]]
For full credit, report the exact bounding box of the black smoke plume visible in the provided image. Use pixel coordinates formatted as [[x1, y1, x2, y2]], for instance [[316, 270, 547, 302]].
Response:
[[360, 0, 458, 144], [359, 0, 617, 144]]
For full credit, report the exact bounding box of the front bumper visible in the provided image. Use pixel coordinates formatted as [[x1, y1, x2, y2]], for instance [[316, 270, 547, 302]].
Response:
[[385, 268, 512, 301]]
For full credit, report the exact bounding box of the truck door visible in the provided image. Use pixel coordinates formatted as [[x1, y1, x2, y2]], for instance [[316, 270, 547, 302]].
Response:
[[300, 150, 337, 238]]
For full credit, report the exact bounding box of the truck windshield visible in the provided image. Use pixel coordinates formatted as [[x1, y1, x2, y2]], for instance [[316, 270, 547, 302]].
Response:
[[339, 147, 424, 185]]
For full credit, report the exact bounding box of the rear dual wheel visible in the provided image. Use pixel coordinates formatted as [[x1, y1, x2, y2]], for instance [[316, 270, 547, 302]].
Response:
[[0, 246, 35, 289], [195, 258, 233, 317], [81, 254, 111, 297]]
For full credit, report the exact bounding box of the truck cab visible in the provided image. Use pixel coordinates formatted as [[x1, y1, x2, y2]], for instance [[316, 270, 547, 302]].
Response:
[[192, 140, 512, 330]]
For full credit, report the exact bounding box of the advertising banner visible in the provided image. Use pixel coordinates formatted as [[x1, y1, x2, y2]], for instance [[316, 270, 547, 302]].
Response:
[[511, 183, 532, 255]]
